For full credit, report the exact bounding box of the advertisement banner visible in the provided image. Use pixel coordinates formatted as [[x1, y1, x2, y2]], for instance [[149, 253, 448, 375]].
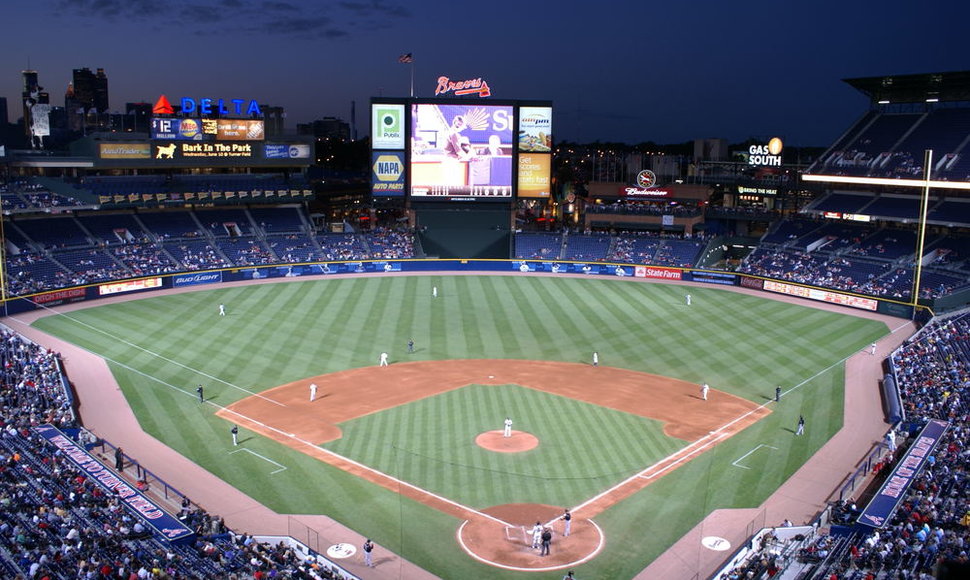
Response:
[[690, 271, 738, 286], [98, 277, 163, 296], [35, 425, 195, 545], [518, 106, 552, 152], [153, 142, 255, 160], [763, 280, 878, 311], [265, 144, 311, 159], [857, 419, 949, 528], [517, 153, 551, 198], [152, 118, 208, 141], [99, 143, 151, 159], [372, 152, 406, 196], [32, 287, 86, 305], [173, 272, 223, 287], [215, 119, 264, 141], [634, 266, 683, 280], [372, 104, 406, 149]]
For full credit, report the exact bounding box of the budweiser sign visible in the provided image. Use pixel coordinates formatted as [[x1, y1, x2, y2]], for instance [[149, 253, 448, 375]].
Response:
[[435, 76, 492, 97]]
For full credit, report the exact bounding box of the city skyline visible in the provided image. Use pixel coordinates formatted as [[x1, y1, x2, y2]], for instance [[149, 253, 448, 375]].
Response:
[[1, 0, 967, 146]]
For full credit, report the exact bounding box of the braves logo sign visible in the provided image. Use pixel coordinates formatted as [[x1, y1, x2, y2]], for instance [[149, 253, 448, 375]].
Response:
[[435, 76, 492, 97]]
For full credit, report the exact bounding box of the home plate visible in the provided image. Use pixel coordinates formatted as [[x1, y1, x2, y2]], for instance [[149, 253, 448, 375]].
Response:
[[488, 375, 495, 379]]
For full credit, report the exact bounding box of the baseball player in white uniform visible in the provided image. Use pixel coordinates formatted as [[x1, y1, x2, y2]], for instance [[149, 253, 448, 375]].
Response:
[[503, 417, 513, 438]]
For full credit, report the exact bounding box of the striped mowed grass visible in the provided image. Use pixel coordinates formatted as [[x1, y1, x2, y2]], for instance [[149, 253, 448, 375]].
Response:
[[32, 275, 890, 579]]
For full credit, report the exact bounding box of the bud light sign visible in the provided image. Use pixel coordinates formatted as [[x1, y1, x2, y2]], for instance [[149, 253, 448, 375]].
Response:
[[173, 272, 223, 287]]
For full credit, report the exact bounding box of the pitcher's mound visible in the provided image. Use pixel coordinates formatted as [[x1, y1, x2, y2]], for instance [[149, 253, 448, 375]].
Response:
[[476, 430, 539, 453]]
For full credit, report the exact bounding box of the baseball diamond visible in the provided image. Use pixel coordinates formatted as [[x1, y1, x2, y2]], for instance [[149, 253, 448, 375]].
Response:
[[22, 274, 898, 579]]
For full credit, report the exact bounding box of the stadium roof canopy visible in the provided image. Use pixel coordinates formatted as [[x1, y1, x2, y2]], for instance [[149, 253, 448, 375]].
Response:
[[844, 70, 970, 105]]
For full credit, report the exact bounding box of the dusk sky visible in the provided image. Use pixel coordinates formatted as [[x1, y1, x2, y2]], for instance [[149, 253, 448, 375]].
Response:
[[1, 0, 967, 146]]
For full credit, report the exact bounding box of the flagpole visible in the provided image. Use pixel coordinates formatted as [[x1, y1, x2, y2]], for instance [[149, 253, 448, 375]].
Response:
[[410, 61, 414, 98]]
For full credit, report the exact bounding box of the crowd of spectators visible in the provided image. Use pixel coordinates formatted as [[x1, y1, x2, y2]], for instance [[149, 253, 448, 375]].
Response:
[[0, 181, 83, 212], [362, 228, 415, 260], [781, 312, 970, 579], [0, 328, 357, 579]]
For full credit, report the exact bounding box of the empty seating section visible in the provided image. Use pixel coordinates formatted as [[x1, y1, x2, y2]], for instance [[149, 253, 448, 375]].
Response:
[[809, 193, 873, 214], [760, 218, 822, 246], [824, 113, 923, 176], [563, 234, 611, 261], [136, 211, 205, 239], [77, 213, 148, 245], [10, 217, 91, 249], [196, 209, 253, 237], [78, 174, 308, 199], [249, 207, 306, 234], [655, 239, 705, 267], [864, 196, 922, 220], [513, 233, 563, 259], [894, 108, 970, 178], [928, 200, 970, 224]]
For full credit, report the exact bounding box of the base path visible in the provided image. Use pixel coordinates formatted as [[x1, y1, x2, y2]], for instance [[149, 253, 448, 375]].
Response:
[[219, 359, 770, 570]]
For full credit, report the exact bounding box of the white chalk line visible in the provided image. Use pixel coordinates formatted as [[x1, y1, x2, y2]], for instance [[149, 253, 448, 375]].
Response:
[[732, 444, 779, 470], [230, 447, 287, 474], [7, 303, 285, 407]]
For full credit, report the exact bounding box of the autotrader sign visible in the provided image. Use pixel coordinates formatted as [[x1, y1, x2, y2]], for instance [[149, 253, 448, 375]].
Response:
[[857, 419, 949, 528]]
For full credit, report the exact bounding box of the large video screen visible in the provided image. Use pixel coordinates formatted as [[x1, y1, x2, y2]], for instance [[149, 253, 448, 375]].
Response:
[[409, 103, 514, 199]]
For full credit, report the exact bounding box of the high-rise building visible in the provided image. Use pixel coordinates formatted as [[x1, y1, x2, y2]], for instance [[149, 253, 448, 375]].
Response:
[[72, 67, 109, 113], [0, 96, 8, 126]]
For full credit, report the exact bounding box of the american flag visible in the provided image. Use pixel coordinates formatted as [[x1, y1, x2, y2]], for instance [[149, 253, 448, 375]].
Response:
[[398, 53, 413, 64]]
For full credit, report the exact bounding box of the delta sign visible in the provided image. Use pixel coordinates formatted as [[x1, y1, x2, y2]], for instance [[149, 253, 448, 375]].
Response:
[[153, 94, 262, 117]]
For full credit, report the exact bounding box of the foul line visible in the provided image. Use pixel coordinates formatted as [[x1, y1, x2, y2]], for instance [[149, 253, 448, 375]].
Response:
[[230, 447, 287, 474], [573, 323, 913, 516], [732, 444, 778, 470], [7, 303, 285, 407], [217, 406, 515, 529]]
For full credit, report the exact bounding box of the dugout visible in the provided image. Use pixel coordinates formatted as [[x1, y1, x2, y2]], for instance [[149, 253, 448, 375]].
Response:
[[412, 202, 512, 259]]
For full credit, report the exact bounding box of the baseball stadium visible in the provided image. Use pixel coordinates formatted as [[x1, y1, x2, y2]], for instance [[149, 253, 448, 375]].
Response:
[[1, 71, 969, 580]]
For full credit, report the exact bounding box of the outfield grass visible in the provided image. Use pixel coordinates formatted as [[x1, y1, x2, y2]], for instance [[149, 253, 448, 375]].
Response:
[[32, 276, 889, 579]]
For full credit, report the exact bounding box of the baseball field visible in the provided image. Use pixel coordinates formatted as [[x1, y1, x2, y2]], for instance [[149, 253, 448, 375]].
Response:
[[30, 274, 890, 579]]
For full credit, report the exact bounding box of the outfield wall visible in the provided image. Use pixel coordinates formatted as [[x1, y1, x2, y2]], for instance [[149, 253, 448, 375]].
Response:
[[2, 259, 915, 319]]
